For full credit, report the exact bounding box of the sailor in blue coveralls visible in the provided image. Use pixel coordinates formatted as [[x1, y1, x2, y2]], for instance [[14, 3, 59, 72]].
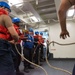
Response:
[[23, 28, 34, 73]]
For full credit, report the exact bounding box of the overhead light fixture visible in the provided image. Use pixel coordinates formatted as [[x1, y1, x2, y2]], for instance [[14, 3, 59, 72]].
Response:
[[30, 16, 38, 23], [8, 0, 23, 7], [67, 9, 74, 17], [36, 0, 38, 5]]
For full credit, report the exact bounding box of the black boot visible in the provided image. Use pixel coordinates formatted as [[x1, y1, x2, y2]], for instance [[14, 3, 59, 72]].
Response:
[[28, 66, 34, 69], [24, 67, 29, 73], [16, 71, 24, 75]]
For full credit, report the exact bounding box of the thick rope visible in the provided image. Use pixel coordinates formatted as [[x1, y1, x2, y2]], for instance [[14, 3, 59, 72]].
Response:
[[15, 41, 74, 75], [46, 41, 75, 75], [49, 41, 75, 46], [15, 44, 48, 75]]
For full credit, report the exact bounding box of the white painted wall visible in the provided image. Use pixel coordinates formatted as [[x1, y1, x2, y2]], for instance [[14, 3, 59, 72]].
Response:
[[33, 21, 75, 58], [48, 21, 75, 58]]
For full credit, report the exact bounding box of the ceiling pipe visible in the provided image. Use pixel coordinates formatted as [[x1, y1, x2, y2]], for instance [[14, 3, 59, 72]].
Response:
[[14, 6, 34, 23], [8, 0, 34, 6]]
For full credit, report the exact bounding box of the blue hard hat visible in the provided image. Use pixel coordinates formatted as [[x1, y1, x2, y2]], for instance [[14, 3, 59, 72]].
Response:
[[0, 1, 11, 12], [40, 32, 43, 35], [35, 31, 39, 35], [29, 28, 33, 32], [12, 17, 20, 23]]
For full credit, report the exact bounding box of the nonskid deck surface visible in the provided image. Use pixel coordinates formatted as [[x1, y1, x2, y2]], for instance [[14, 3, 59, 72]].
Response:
[[19, 59, 75, 75]]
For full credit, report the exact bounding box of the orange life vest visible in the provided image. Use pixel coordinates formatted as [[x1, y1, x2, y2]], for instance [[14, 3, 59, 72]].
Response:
[[0, 8, 10, 40], [0, 8, 8, 15], [8, 24, 24, 43], [38, 35, 44, 44], [34, 35, 44, 44], [14, 24, 21, 35], [14, 24, 23, 43]]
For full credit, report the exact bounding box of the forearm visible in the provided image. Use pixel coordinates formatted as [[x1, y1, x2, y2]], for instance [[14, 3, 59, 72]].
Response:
[[12, 35, 19, 42], [8, 26, 19, 42], [59, 13, 67, 31], [58, 0, 72, 31], [9, 40, 15, 44]]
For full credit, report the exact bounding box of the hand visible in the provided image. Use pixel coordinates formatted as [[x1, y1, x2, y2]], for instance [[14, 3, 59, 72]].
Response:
[[60, 30, 70, 39], [9, 40, 15, 44]]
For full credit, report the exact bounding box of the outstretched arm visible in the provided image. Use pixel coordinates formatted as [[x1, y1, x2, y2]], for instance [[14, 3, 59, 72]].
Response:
[[58, 0, 72, 39]]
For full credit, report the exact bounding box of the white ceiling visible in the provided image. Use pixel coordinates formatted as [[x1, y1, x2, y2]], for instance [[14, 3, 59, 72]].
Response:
[[10, 0, 58, 27], [0, 0, 75, 28]]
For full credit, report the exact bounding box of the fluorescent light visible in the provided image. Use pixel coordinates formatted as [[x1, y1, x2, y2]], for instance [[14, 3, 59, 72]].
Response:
[[8, 0, 23, 7], [67, 9, 74, 17], [36, 0, 38, 5], [30, 16, 38, 23]]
